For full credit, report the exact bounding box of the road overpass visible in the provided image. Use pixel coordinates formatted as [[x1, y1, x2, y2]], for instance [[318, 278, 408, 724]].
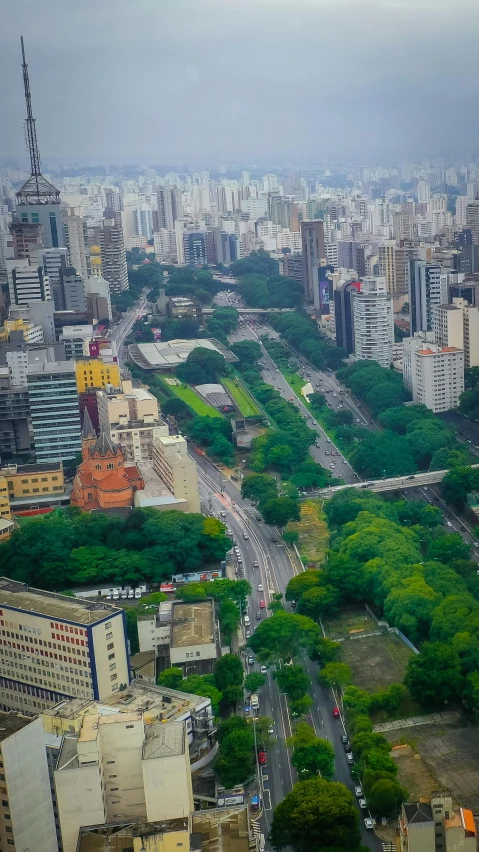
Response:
[[316, 465, 479, 499], [202, 307, 294, 315]]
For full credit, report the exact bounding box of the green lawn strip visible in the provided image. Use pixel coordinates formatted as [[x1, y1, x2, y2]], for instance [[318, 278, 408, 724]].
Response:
[[221, 376, 261, 417], [286, 499, 329, 567], [157, 376, 223, 418]]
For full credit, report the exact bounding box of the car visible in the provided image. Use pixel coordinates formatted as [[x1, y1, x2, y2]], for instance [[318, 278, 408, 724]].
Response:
[[256, 611, 261, 620], [268, 723, 274, 734], [332, 707, 340, 718], [359, 799, 367, 809], [407, 475, 415, 480], [364, 818, 374, 830], [446, 521, 454, 527], [253, 560, 259, 567], [127, 590, 134, 598], [356, 418, 361, 423], [259, 599, 266, 608], [341, 734, 349, 744], [271, 537, 277, 543], [258, 584, 264, 592], [343, 741, 351, 751], [291, 600, 297, 608], [246, 629, 252, 638], [325, 450, 330, 456], [220, 511, 227, 518], [289, 396, 294, 401], [346, 753, 354, 764], [248, 656, 255, 665], [354, 786, 363, 798], [260, 665, 267, 675], [258, 750, 266, 765], [330, 463, 336, 469], [461, 526, 467, 532], [326, 438, 331, 443], [243, 532, 249, 540]]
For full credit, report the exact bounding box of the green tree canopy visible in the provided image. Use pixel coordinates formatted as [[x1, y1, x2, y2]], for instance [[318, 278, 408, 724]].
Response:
[[214, 654, 244, 703], [405, 642, 464, 706], [274, 664, 310, 701], [247, 611, 321, 663], [262, 497, 301, 527], [244, 672, 266, 693], [176, 347, 227, 385], [158, 666, 183, 689], [241, 473, 278, 507]]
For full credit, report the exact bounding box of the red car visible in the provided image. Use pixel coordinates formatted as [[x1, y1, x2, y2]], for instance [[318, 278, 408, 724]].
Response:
[[332, 707, 340, 719], [289, 396, 294, 401], [258, 750, 266, 765], [259, 599, 266, 608]]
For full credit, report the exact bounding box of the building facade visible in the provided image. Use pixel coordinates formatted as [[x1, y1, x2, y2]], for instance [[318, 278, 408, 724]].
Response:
[[300, 220, 325, 301], [152, 435, 201, 513], [403, 335, 464, 413], [75, 357, 121, 394], [99, 217, 128, 294], [352, 276, 394, 368], [97, 381, 168, 464], [9, 264, 52, 305], [27, 360, 81, 463]]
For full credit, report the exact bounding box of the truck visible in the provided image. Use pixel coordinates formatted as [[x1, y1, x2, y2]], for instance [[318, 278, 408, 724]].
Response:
[[250, 693, 259, 710]]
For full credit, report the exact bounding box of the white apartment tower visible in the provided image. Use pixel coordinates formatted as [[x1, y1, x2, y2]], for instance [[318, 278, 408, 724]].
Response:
[[352, 276, 394, 368], [99, 217, 128, 294], [403, 337, 464, 413], [434, 298, 479, 368], [9, 265, 52, 305]]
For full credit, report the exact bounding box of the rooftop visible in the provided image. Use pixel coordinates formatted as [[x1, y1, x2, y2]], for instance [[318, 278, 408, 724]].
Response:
[[171, 600, 215, 648], [128, 338, 238, 370], [0, 577, 122, 625], [191, 807, 251, 852], [0, 462, 63, 475], [0, 712, 34, 741], [403, 802, 433, 824], [77, 819, 189, 852], [143, 721, 185, 759], [104, 678, 212, 721], [27, 360, 75, 376]]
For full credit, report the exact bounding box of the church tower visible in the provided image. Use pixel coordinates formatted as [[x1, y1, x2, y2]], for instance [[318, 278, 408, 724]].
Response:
[[81, 408, 97, 461]]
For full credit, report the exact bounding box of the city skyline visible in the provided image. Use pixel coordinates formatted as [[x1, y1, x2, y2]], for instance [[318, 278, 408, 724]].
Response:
[[2, 0, 479, 164]]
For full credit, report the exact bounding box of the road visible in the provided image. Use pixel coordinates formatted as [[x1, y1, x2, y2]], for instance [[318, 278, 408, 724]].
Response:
[[110, 292, 149, 364], [192, 447, 382, 851]]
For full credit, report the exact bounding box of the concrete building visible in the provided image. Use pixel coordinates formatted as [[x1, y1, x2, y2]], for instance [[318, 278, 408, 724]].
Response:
[[352, 276, 394, 368], [378, 240, 409, 299], [399, 794, 476, 852], [75, 357, 121, 394], [403, 334, 464, 413], [0, 577, 130, 714], [77, 818, 190, 852], [152, 434, 200, 513], [410, 261, 446, 334], [85, 275, 112, 322], [434, 298, 479, 367], [333, 279, 361, 355], [182, 231, 214, 267], [97, 381, 168, 464], [0, 713, 58, 852], [279, 252, 304, 282], [0, 373, 31, 458], [58, 266, 86, 313], [27, 360, 81, 463], [0, 461, 64, 507], [9, 221, 43, 263], [99, 218, 128, 294], [53, 707, 193, 852], [138, 599, 218, 676], [15, 202, 63, 250], [300, 220, 325, 301], [9, 264, 51, 306], [156, 187, 183, 231], [0, 476, 13, 540], [466, 200, 479, 244], [64, 209, 89, 281]]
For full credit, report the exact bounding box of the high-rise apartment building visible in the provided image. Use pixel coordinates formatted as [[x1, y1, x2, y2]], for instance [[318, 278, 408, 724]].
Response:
[[409, 261, 446, 334], [99, 217, 128, 294], [182, 231, 215, 267], [301, 220, 325, 301], [0, 576, 130, 714], [378, 240, 409, 299], [434, 298, 479, 368], [27, 360, 82, 462], [0, 713, 58, 852], [152, 434, 201, 513], [64, 209, 89, 281], [403, 334, 464, 413], [97, 380, 168, 463], [352, 276, 394, 368], [337, 241, 366, 277], [417, 180, 431, 203], [334, 279, 361, 355], [279, 252, 304, 282], [40, 247, 68, 284], [9, 264, 52, 305], [58, 266, 86, 312], [466, 200, 479, 244], [156, 186, 183, 231]]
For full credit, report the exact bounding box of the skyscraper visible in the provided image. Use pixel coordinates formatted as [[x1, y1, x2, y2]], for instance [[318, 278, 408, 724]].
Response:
[[301, 220, 325, 301], [156, 186, 183, 231], [64, 209, 89, 280], [27, 360, 82, 462], [14, 39, 63, 248], [99, 217, 128, 293], [352, 276, 394, 368], [409, 261, 446, 334], [9, 265, 52, 305], [466, 201, 479, 244], [334, 279, 361, 355]]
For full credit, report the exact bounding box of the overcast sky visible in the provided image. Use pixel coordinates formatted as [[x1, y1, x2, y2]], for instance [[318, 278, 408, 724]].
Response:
[[2, 0, 479, 166]]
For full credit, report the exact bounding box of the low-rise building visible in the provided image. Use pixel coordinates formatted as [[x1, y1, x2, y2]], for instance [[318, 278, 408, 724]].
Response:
[[138, 599, 219, 676], [0, 461, 65, 511], [75, 357, 121, 394], [399, 793, 476, 852], [403, 334, 464, 413], [77, 817, 190, 852]]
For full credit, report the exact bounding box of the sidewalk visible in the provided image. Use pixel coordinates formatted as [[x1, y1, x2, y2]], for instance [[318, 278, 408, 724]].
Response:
[[374, 711, 460, 732]]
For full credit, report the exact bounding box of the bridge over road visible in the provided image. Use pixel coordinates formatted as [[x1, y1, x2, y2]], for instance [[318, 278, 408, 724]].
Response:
[[316, 465, 479, 499]]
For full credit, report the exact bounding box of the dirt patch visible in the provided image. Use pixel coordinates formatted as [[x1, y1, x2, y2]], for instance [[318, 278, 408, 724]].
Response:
[[389, 743, 439, 802], [340, 633, 413, 693], [323, 607, 377, 641], [384, 721, 479, 811], [286, 499, 329, 567]]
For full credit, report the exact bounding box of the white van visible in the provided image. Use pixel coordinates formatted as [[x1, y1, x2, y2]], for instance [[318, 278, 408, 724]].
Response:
[[244, 615, 251, 627]]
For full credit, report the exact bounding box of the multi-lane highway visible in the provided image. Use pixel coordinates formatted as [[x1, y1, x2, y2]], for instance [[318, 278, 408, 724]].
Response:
[[192, 447, 382, 851]]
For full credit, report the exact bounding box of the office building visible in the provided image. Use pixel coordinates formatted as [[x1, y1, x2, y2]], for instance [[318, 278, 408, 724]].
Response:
[[9, 299, 56, 345], [40, 247, 68, 285], [64, 209, 89, 281], [409, 261, 446, 334], [153, 228, 178, 263], [0, 713, 58, 852], [75, 357, 121, 394], [417, 181, 430, 204], [182, 231, 214, 267], [9, 221, 43, 262], [59, 266, 86, 312], [9, 264, 51, 305], [99, 217, 128, 294], [403, 334, 464, 413], [333, 279, 361, 355], [378, 240, 409, 299], [352, 276, 394, 368], [466, 200, 479, 244], [0, 576, 130, 715], [337, 241, 366, 277], [85, 274, 112, 322], [398, 793, 476, 852], [97, 380, 168, 463], [268, 195, 298, 230], [393, 213, 415, 240], [53, 709, 193, 852], [434, 298, 479, 368], [301, 220, 325, 300], [151, 434, 201, 513], [279, 252, 304, 282], [155, 186, 183, 231], [60, 325, 94, 360], [0, 375, 31, 458], [27, 360, 81, 463]]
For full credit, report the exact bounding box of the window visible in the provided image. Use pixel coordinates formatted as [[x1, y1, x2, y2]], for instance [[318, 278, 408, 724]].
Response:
[[108, 653, 115, 660], [106, 633, 112, 640], [107, 643, 114, 650], [105, 622, 112, 629]]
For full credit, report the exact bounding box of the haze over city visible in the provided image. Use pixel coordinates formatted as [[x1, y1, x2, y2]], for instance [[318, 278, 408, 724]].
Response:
[[2, 0, 479, 164]]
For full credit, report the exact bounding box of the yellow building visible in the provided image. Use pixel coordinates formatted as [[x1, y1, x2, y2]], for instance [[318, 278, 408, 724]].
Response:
[[75, 357, 121, 393], [90, 244, 103, 278], [0, 318, 44, 344], [0, 476, 13, 541], [0, 462, 64, 500]]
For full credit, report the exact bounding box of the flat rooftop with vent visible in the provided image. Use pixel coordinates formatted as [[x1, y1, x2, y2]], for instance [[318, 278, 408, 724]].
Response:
[[0, 576, 122, 624]]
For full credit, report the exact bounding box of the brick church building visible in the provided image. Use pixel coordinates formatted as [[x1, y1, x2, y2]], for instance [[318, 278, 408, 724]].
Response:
[[71, 410, 143, 511]]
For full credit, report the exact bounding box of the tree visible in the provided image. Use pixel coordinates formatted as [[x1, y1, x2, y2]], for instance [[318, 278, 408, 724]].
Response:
[[262, 497, 300, 527], [285, 570, 322, 601], [158, 666, 183, 689], [289, 695, 313, 716], [283, 529, 299, 545], [442, 466, 479, 509], [229, 339, 262, 366], [351, 431, 417, 478], [310, 637, 343, 665], [274, 665, 310, 701], [368, 779, 408, 817], [176, 347, 226, 385], [309, 392, 326, 410], [244, 672, 266, 693], [161, 397, 191, 420], [297, 585, 339, 620], [428, 533, 471, 563], [291, 738, 335, 780], [405, 642, 463, 706], [215, 728, 255, 788], [269, 777, 361, 852], [181, 675, 223, 715], [214, 654, 244, 703], [318, 662, 352, 689], [247, 611, 320, 663], [290, 460, 332, 489], [241, 473, 278, 507], [217, 715, 248, 743]]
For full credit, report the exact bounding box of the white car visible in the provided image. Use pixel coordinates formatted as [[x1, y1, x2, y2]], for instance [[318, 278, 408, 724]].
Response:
[[364, 818, 374, 830], [359, 799, 367, 809], [260, 666, 267, 675], [258, 584, 264, 592], [354, 786, 363, 798], [134, 590, 141, 599]]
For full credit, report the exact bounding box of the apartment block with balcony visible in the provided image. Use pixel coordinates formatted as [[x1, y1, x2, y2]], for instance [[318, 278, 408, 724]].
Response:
[[151, 434, 200, 513], [403, 334, 464, 413], [97, 380, 169, 464], [0, 577, 130, 715]]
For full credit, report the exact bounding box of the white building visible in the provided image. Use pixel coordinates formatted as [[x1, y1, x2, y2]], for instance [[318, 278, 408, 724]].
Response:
[[64, 209, 89, 281], [403, 337, 464, 413], [352, 276, 394, 368], [151, 434, 201, 513], [409, 261, 446, 334], [434, 298, 479, 368], [27, 360, 82, 463], [97, 380, 169, 464], [153, 228, 178, 262], [9, 265, 52, 306], [417, 180, 430, 204]]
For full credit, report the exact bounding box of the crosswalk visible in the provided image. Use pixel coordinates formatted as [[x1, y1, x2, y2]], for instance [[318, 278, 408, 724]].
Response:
[[382, 843, 396, 851], [251, 821, 261, 838]]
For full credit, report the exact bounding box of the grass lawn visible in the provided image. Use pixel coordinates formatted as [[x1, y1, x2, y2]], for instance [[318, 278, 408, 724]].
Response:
[[286, 499, 329, 567], [222, 377, 261, 417], [158, 378, 223, 418]]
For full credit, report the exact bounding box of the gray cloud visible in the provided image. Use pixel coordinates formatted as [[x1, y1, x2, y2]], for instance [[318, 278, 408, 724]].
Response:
[[2, 0, 479, 164]]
